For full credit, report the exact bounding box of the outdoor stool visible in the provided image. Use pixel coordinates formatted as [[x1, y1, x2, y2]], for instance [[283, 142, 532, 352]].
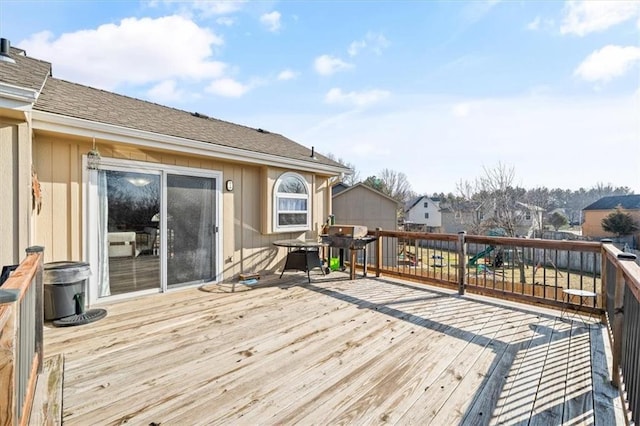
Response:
[[560, 288, 597, 325]]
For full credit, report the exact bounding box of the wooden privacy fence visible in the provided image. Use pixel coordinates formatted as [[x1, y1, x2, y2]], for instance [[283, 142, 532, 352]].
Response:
[[0, 247, 44, 426], [603, 242, 640, 425]]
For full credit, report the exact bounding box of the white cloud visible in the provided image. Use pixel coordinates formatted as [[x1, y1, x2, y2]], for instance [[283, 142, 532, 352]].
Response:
[[574, 45, 640, 82], [527, 16, 541, 31], [452, 103, 472, 117], [348, 32, 390, 57], [526, 16, 555, 31], [19, 16, 226, 91], [152, 0, 247, 17], [216, 16, 235, 26], [147, 80, 186, 102], [314, 55, 353, 76], [324, 88, 390, 107], [560, 0, 640, 36], [260, 11, 281, 32], [277, 69, 298, 81], [348, 40, 367, 57], [206, 78, 250, 97]]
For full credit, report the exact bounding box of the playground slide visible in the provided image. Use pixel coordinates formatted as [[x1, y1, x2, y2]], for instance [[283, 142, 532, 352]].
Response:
[[468, 246, 494, 266]]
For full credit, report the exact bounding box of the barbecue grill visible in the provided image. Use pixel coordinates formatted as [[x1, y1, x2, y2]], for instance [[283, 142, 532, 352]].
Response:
[[320, 225, 377, 279]]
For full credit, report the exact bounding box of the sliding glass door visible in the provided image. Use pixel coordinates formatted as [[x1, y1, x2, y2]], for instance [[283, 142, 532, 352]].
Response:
[[166, 174, 216, 288], [99, 170, 161, 297], [88, 159, 221, 301]]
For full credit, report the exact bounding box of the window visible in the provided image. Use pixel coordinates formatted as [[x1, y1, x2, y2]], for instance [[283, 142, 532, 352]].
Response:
[[424, 213, 429, 219], [274, 172, 310, 232], [424, 202, 428, 208]]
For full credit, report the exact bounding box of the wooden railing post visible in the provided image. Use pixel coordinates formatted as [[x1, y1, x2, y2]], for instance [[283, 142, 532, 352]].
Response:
[[26, 246, 44, 374], [601, 239, 612, 323], [375, 228, 382, 278], [458, 231, 466, 295], [611, 252, 636, 388]]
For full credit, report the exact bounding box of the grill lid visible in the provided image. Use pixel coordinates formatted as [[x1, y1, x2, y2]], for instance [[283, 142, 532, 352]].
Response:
[[324, 225, 368, 238]]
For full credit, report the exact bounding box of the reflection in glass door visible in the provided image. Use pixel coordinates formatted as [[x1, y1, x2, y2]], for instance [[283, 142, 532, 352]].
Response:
[[166, 174, 216, 288], [99, 170, 161, 296]]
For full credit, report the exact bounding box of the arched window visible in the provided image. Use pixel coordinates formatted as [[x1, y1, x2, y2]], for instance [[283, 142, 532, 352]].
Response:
[[274, 172, 310, 232]]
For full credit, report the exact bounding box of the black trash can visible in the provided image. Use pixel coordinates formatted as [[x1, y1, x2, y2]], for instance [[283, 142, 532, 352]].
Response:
[[43, 261, 91, 321]]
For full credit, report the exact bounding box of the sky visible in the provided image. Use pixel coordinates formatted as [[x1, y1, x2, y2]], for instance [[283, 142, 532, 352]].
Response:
[[1, 0, 639, 195]]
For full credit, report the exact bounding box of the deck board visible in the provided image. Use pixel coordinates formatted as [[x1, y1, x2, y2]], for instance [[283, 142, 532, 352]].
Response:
[[42, 274, 625, 425]]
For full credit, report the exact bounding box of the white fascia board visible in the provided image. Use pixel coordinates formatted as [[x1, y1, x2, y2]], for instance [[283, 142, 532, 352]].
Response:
[[0, 82, 38, 111], [31, 110, 347, 176]]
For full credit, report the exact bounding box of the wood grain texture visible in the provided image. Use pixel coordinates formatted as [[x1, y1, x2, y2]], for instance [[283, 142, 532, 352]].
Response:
[[28, 354, 63, 426], [41, 274, 624, 425]]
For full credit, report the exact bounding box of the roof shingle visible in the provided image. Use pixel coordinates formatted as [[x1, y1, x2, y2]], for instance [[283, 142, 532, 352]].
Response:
[[583, 195, 640, 210], [1, 46, 344, 170]]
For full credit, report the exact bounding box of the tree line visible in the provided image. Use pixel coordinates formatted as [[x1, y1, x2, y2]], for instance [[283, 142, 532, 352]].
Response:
[[326, 154, 634, 234]]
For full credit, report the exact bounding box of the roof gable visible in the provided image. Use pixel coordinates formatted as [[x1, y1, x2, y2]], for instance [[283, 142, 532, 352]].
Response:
[[583, 194, 640, 211], [332, 183, 400, 204]]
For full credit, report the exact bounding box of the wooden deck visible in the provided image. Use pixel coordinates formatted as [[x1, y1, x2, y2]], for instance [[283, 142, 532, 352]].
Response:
[[41, 273, 624, 425]]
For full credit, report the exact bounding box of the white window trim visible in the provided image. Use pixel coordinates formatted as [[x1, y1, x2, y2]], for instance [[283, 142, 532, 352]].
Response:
[[83, 156, 224, 304], [273, 172, 311, 233]]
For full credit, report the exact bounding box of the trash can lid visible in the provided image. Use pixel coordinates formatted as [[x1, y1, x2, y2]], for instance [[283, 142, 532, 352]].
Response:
[[44, 261, 91, 284], [44, 261, 90, 270]]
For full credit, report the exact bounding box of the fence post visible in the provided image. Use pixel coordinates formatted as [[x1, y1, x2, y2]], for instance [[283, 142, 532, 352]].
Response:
[[458, 231, 466, 295], [611, 252, 637, 388], [375, 228, 382, 278], [600, 239, 612, 322], [26, 246, 44, 374]]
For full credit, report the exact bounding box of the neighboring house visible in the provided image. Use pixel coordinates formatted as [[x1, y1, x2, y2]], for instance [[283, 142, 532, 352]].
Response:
[[440, 204, 483, 235], [404, 196, 441, 231], [331, 183, 399, 267], [582, 195, 640, 244], [514, 202, 545, 237], [0, 40, 348, 304], [440, 200, 543, 237]]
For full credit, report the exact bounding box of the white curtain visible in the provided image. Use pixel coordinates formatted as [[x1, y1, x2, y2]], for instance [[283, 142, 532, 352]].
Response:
[[97, 170, 111, 297]]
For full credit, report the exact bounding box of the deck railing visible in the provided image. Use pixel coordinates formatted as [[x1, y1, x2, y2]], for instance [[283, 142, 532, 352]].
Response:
[[603, 242, 640, 425], [366, 230, 640, 424], [0, 247, 44, 426], [370, 229, 603, 312]]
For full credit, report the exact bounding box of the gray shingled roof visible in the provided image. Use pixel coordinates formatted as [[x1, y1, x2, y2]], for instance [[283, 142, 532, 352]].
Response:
[[0, 47, 51, 92], [583, 195, 640, 211], [1, 46, 344, 170]]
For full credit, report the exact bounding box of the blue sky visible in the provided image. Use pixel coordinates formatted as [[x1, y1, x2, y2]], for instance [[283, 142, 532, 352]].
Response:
[[1, 0, 639, 194]]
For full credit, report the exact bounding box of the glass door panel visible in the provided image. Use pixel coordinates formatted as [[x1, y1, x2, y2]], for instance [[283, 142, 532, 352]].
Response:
[[166, 174, 216, 288], [101, 170, 161, 296]]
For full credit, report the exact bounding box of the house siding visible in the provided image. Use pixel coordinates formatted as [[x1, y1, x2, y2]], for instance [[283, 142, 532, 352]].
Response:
[[332, 184, 398, 267], [582, 209, 640, 240], [405, 197, 441, 229], [32, 134, 331, 280], [0, 119, 31, 266]]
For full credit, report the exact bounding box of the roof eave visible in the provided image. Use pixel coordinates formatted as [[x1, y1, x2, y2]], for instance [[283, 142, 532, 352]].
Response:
[[0, 81, 38, 111], [32, 110, 348, 176]]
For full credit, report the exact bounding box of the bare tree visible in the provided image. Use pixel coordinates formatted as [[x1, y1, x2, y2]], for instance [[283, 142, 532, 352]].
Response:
[[454, 163, 527, 236], [323, 152, 361, 186], [378, 168, 415, 203]]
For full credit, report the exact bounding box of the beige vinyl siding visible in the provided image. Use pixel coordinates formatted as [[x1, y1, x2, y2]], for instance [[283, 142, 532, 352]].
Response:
[[583, 209, 640, 239], [332, 185, 397, 231], [32, 133, 331, 280], [0, 119, 32, 266]]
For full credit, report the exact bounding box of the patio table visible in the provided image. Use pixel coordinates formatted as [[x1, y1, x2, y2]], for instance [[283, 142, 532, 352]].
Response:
[[273, 239, 327, 283]]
